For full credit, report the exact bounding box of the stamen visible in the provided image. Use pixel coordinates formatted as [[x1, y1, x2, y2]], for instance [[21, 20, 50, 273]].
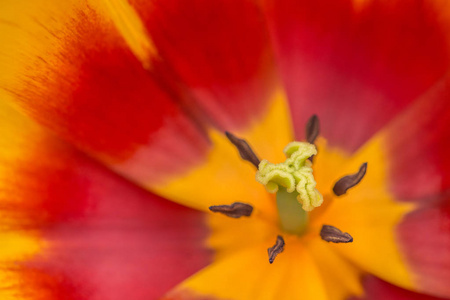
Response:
[[320, 225, 353, 243], [209, 202, 253, 218], [267, 235, 285, 264], [305, 114, 320, 144], [333, 162, 368, 196], [305, 115, 320, 162], [225, 132, 260, 168]]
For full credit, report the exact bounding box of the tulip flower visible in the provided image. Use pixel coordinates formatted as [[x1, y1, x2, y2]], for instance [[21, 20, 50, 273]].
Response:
[[0, 0, 449, 299]]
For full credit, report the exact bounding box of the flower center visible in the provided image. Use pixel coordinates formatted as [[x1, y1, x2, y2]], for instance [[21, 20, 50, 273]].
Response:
[[210, 115, 366, 263]]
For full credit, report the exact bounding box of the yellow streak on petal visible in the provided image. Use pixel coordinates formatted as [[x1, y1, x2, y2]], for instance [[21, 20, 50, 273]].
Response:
[[0, 102, 46, 299], [152, 89, 293, 220], [0, 232, 41, 261], [352, 0, 372, 12], [0, 234, 45, 300], [90, 0, 157, 69], [0, 1, 75, 103], [0, 271, 23, 300], [312, 135, 416, 290]]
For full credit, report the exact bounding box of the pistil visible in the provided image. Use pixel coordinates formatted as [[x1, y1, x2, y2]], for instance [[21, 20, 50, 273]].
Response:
[[276, 188, 308, 235], [256, 141, 322, 235]]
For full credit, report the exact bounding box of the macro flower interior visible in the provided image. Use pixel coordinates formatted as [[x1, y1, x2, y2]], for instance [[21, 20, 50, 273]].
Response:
[[0, 0, 450, 299]]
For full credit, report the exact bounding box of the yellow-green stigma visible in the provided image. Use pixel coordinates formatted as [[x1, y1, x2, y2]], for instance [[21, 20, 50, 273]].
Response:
[[256, 142, 323, 234]]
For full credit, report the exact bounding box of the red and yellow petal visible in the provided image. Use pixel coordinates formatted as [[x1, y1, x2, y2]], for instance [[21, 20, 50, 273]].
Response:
[[0, 100, 211, 299], [264, 0, 450, 152], [0, 0, 211, 181]]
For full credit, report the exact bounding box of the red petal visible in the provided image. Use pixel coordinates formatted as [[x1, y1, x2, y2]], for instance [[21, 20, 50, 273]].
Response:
[[130, 0, 278, 130], [38, 187, 212, 299], [265, 0, 449, 152], [350, 276, 448, 300], [396, 201, 450, 298], [383, 78, 450, 200]]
